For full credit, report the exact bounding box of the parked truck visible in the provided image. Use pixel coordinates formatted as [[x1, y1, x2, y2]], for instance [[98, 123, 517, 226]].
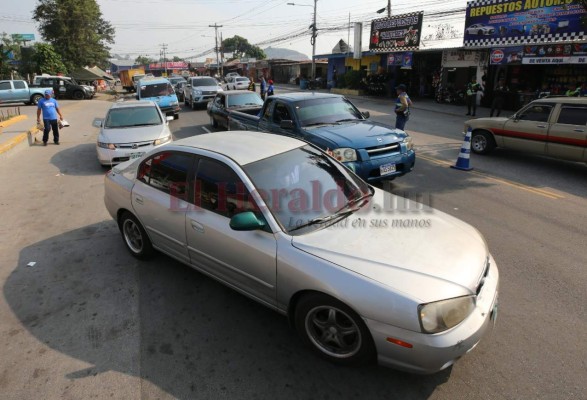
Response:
[[31, 76, 94, 100], [227, 92, 416, 182], [0, 80, 53, 105], [119, 68, 146, 92]]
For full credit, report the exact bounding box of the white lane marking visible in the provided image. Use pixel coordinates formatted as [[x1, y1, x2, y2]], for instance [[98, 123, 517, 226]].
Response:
[[202, 126, 211, 133]]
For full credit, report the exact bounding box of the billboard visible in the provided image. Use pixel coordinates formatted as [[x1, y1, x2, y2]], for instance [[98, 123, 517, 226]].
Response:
[[464, 0, 586, 47], [369, 12, 424, 52], [11, 34, 35, 41], [148, 62, 188, 70], [490, 43, 587, 65]]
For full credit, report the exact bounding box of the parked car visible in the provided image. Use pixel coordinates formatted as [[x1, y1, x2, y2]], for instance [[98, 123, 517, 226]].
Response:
[[228, 92, 416, 182], [207, 91, 263, 129], [95, 100, 173, 167], [465, 97, 587, 163], [0, 80, 52, 105], [465, 24, 495, 35], [104, 131, 499, 374], [184, 76, 223, 110], [224, 72, 240, 82], [227, 77, 251, 90], [33, 75, 95, 98], [32, 76, 93, 100], [136, 77, 180, 120]]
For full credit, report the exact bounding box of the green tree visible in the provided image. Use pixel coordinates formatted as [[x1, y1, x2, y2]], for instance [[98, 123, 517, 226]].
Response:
[[135, 55, 153, 66], [0, 33, 20, 79], [31, 43, 67, 75], [172, 56, 184, 62], [221, 35, 266, 61], [33, 0, 115, 72]]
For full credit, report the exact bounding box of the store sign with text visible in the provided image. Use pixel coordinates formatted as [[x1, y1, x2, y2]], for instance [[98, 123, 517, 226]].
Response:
[[149, 62, 189, 70], [464, 0, 586, 47], [370, 12, 424, 52], [492, 43, 587, 64]]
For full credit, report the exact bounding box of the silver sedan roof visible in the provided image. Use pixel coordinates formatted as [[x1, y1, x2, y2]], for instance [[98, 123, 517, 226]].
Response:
[[173, 131, 304, 165]]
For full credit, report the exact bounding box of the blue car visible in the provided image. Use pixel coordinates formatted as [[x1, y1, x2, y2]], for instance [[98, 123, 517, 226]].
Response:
[[136, 77, 180, 120], [227, 93, 415, 182]]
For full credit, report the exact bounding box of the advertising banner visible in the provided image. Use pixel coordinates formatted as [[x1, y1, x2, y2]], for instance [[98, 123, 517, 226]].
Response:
[[369, 12, 424, 52], [463, 0, 586, 47], [149, 62, 188, 70], [489, 47, 524, 64]]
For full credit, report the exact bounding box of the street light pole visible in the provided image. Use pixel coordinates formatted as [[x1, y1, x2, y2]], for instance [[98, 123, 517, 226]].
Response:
[[388, 0, 391, 17], [287, 1, 318, 80], [209, 23, 223, 77], [311, 0, 317, 80]]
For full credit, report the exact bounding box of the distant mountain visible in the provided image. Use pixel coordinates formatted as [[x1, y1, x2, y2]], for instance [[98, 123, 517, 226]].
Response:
[[263, 47, 309, 61]]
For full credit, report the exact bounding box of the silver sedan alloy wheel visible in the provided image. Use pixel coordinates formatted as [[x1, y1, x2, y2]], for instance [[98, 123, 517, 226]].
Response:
[[304, 305, 362, 359], [123, 219, 144, 254]]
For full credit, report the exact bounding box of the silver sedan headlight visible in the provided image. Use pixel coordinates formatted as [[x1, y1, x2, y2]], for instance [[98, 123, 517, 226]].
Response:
[[329, 148, 357, 162], [194, 89, 202, 95], [418, 295, 476, 334]]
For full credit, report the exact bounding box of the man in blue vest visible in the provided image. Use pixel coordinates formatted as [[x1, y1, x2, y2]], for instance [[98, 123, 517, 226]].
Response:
[[36, 89, 64, 146], [395, 84, 412, 131]]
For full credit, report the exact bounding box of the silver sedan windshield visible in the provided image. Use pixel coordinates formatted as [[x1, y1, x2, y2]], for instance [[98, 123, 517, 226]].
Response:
[[243, 145, 371, 234]]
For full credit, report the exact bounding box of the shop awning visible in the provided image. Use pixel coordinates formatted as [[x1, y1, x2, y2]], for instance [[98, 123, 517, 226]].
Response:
[[70, 66, 115, 81]]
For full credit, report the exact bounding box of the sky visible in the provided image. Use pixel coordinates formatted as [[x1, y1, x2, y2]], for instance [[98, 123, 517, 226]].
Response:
[[1, 0, 467, 62]]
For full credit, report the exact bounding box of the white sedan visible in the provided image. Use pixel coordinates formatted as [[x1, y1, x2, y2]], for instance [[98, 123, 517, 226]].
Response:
[[227, 77, 250, 90], [104, 131, 499, 374], [96, 100, 173, 167], [465, 24, 496, 35]]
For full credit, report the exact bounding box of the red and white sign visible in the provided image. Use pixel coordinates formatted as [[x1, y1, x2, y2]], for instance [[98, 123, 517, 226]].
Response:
[[490, 49, 504, 65]]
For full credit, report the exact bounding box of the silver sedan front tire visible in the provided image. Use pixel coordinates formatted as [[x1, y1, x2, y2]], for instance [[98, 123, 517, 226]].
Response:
[[294, 293, 375, 366]]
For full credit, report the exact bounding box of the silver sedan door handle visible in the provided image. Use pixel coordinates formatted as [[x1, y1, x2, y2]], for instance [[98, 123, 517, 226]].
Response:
[[536, 125, 547, 128], [190, 220, 205, 234], [573, 129, 584, 132]]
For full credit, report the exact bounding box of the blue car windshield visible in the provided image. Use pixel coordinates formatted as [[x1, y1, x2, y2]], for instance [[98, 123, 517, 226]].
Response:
[[243, 145, 370, 234], [295, 97, 364, 127]]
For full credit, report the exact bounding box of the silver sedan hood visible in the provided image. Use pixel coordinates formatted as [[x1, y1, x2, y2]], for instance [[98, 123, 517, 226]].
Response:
[[291, 191, 488, 302], [101, 125, 168, 144]]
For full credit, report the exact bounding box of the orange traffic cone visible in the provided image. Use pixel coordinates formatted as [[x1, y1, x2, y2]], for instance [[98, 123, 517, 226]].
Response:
[[451, 127, 473, 171]]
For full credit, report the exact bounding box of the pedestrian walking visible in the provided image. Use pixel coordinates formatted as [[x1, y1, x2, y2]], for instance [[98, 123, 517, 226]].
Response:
[[248, 76, 256, 92], [260, 76, 267, 100], [394, 84, 413, 131], [266, 79, 275, 97], [490, 78, 509, 117], [465, 77, 483, 116], [36, 89, 64, 146]]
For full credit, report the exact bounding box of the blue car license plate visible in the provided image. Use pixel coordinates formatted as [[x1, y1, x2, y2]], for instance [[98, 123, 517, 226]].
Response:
[[380, 163, 396, 176]]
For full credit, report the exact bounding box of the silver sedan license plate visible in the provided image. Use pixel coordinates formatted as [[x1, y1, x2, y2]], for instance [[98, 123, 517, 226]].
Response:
[[129, 152, 145, 160], [380, 163, 396, 176]]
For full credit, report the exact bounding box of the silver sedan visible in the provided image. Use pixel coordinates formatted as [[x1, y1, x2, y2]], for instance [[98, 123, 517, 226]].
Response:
[[104, 131, 499, 374]]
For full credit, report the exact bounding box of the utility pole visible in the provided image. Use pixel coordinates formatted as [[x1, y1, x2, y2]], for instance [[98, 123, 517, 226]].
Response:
[[388, 0, 391, 17], [311, 0, 317, 80], [209, 23, 223, 77], [160, 43, 168, 76]]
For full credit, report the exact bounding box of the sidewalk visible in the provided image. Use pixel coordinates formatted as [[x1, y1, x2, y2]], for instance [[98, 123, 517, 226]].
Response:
[[0, 105, 39, 158], [275, 83, 492, 119], [0, 92, 116, 158]]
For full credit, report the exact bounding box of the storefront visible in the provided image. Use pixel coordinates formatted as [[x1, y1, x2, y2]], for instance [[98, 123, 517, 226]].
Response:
[[440, 49, 488, 92], [487, 44, 587, 108], [464, 0, 587, 109]]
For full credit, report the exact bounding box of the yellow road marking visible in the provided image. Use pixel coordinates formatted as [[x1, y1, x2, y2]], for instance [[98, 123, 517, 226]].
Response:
[[417, 153, 565, 200]]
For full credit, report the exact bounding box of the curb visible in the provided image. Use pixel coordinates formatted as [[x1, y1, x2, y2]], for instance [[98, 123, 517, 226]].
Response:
[[0, 124, 39, 156], [0, 114, 28, 128]]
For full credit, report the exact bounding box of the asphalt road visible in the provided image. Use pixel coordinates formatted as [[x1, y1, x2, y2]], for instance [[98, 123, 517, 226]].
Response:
[[0, 93, 585, 400]]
